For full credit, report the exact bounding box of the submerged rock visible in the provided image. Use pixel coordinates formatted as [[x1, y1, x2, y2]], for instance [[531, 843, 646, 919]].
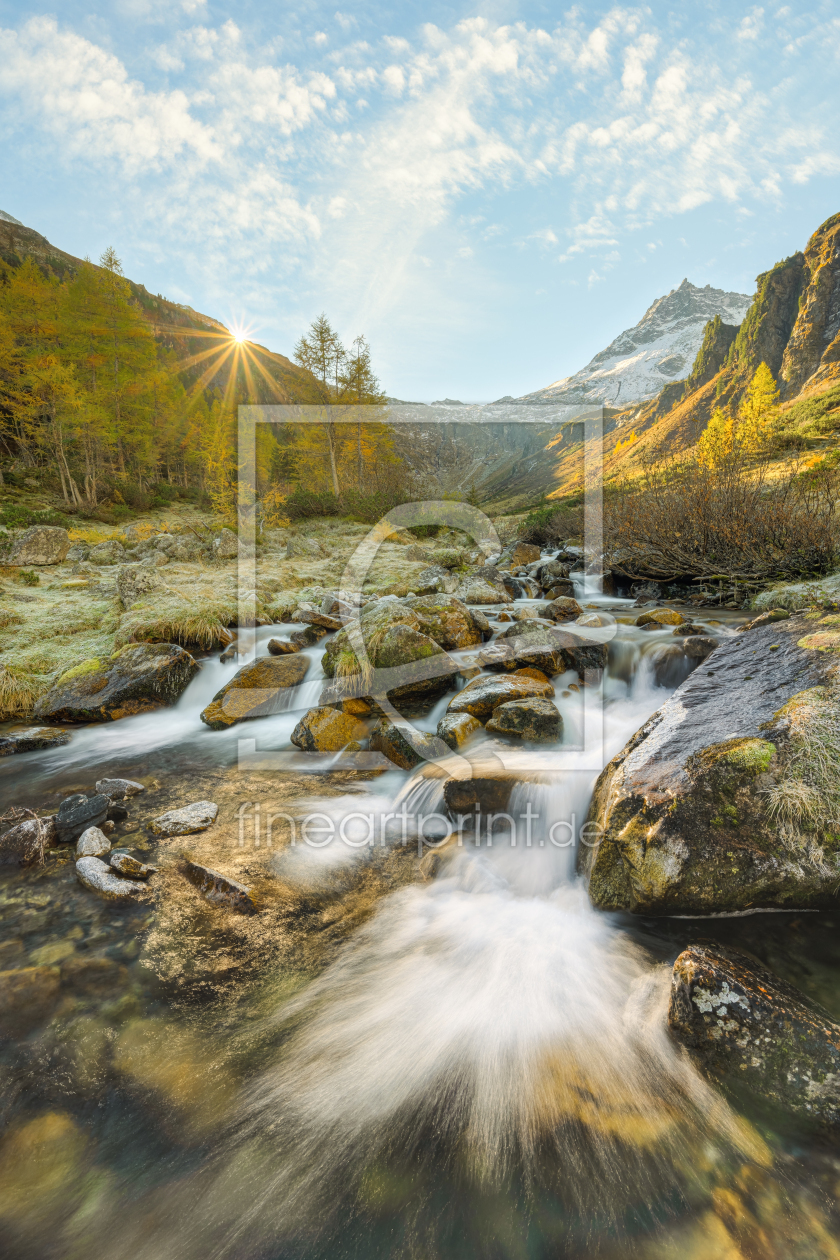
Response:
[[486, 697, 563, 741], [9, 525, 70, 566], [447, 672, 554, 720], [75, 826, 112, 858], [34, 643, 199, 724], [75, 856, 146, 898], [150, 801, 218, 837], [181, 858, 257, 913], [110, 851, 157, 878], [0, 965, 61, 1034], [200, 654, 310, 729], [579, 617, 840, 914], [290, 706, 367, 752], [95, 777, 145, 799], [369, 719, 447, 769], [669, 944, 840, 1126]]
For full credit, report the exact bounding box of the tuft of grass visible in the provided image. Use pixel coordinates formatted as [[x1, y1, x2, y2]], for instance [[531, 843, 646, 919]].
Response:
[[754, 573, 840, 612], [115, 590, 248, 649], [762, 686, 840, 870]]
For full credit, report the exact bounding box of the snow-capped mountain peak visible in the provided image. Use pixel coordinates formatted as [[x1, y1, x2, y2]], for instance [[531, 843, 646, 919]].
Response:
[[522, 278, 751, 406]]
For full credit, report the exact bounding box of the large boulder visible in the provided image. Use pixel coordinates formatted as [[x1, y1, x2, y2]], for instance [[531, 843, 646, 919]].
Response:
[[498, 541, 541, 568], [9, 525, 70, 566], [34, 644, 199, 724], [88, 538, 125, 566], [214, 527, 245, 560], [544, 597, 583, 622], [669, 944, 840, 1126], [290, 706, 366, 752], [456, 576, 512, 606], [201, 655, 310, 729], [413, 565, 459, 596], [402, 594, 484, 650], [447, 672, 554, 720], [486, 698, 563, 741], [579, 617, 840, 915]]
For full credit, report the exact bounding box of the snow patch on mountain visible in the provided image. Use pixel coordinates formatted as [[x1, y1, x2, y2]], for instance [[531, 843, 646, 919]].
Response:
[[522, 279, 751, 406]]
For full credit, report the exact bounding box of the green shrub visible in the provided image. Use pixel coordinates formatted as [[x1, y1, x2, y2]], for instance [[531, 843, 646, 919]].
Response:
[[18, 570, 40, 586]]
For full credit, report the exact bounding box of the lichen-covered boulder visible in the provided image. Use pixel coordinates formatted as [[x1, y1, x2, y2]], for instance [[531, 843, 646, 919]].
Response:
[[369, 719, 448, 769], [414, 565, 459, 596], [437, 712, 481, 750], [9, 525, 70, 566], [88, 538, 125, 566], [75, 826, 111, 858], [456, 576, 512, 605], [200, 654, 310, 729], [636, 608, 686, 628], [34, 644, 199, 724], [579, 616, 840, 914], [486, 698, 563, 741], [669, 944, 840, 1126], [150, 801, 218, 836], [490, 621, 608, 678], [544, 597, 583, 622], [402, 594, 484, 650], [116, 564, 162, 608], [0, 814, 56, 865], [290, 706, 367, 752], [447, 672, 554, 720]]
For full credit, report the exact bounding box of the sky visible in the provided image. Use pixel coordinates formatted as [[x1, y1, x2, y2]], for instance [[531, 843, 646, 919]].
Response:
[[0, 1, 839, 400]]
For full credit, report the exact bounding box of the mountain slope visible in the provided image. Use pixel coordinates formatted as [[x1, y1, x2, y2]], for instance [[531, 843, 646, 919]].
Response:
[[0, 215, 316, 404], [522, 279, 751, 407]]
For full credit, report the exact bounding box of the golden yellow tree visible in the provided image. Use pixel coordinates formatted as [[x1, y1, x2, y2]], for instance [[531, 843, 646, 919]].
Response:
[[738, 361, 779, 452]]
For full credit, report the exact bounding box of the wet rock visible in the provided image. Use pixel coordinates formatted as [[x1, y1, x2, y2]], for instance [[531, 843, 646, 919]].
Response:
[[649, 644, 691, 688], [682, 634, 719, 660], [0, 814, 56, 865], [75, 826, 111, 858], [322, 602, 458, 708], [669, 944, 840, 1126], [0, 965, 61, 1034], [95, 777, 144, 799], [290, 706, 367, 752], [443, 771, 517, 819], [467, 607, 492, 638], [200, 654, 310, 729], [110, 851, 157, 878], [494, 620, 608, 677], [544, 596, 583, 622], [267, 637, 301, 655], [672, 623, 706, 637], [543, 582, 576, 600], [55, 793, 110, 844], [402, 594, 484, 650], [181, 858, 258, 912], [447, 672, 554, 720], [0, 728, 70, 756], [740, 609, 791, 633], [437, 712, 481, 750], [75, 855, 145, 898], [34, 643, 199, 724], [292, 608, 342, 631], [116, 563, 162, 608], [150, 801, 219, 837], [499, 541, 541, 568], [579, 618, 840, 914], [576, 612, 612, 628], [289, 624, 327, 647], [88, 538, 125, 566], [9, 525, 70, 566], [413, 565, 459, 596], [486, 698, 563, 741], [370, 719, 447, 768], [456, 576, 513, 605], [636, 608, 686, 627], [534, 558, 572, 587]]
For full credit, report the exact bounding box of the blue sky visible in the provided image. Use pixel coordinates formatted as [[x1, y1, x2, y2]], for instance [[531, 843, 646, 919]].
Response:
[[1, 1, 838, 399]]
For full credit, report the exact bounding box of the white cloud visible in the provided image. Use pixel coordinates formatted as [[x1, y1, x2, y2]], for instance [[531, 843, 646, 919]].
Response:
[[737, 8, 764, 40]]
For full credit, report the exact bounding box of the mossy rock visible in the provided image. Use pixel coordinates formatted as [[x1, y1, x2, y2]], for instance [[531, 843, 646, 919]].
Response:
[[33, 643, 199, 724]]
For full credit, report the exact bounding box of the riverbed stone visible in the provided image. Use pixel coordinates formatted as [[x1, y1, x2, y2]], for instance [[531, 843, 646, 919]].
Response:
[[322, 601, 457, 708], [9, 525, 70, 566], [544, 596, 583, 622], [34, 643, 199, 724], [0, 814, 56, 865], [150, 800, 219, 837], [456, 576, 513, 605], [636, 608, 686, 628], [267, 637, 301, 654], [0, 965, 61, 1034], [55, 794, 110, 844], [214, 527, 244, 559], [486, 698, 563, 741], [402, 594, 484, 650], [75, 826, 111, 858], [491, 621, 608, 678], [739, 609, 791, 633], [682, 634, 719, 660], [437, 712, 481, 750], [447, 673, 554, 720], [669, 944, 840, 1126], [290, 706, 367, 752], [369, 719, 447, 769], [181, 858, 258, 913], [442, 770, 517, 819], [579, 617, 840, 914], [200, 654, 310, 729], [75, 856, 146, 899], [110, 852, 156, 878], [0, 728, 70, 756], [499, 542, 541, 568], [414, 565, 459, 596], [95, 777, 145, 799]]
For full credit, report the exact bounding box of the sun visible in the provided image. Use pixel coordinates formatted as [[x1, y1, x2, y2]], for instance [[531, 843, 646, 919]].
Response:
[[232, 330, 246, 344]]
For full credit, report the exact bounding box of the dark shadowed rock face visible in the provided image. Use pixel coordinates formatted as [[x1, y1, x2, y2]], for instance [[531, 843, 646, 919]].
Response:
[[579, 616, 840, 915], [669, 944, 840, 1126], [34, 644, 199, 723]]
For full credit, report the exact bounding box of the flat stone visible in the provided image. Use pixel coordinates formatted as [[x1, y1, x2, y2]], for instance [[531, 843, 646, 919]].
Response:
[[0, 728, 71, 756], [181, 859, 257, 913], [669, 944, 840, 1126], [95, 777, 145, 799], [75, 856, 146, 899], [55, 793, 110, 844], [150, 800, 219, 837], [75, 826, 112, 858], [110, 852, 157, 878], [486, 697, 563, 741], [200, 655, 310, 729]]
